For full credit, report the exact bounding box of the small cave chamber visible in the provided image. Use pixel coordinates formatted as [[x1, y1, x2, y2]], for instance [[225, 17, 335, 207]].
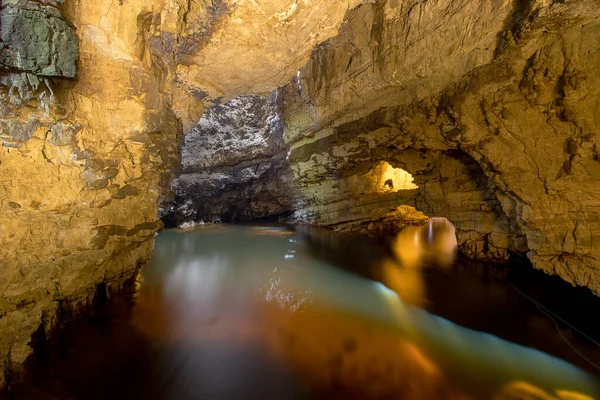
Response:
[[340, 161, 418, 199]]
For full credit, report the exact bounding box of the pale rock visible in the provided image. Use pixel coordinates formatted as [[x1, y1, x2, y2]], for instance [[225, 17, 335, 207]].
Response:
[[165, 94, 299, 225]]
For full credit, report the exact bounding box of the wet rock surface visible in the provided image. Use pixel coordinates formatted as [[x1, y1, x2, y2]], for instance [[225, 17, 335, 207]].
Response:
[[164, 94, 299, 225], [0, 0, 78, 77], [277, 0, 600, 293]]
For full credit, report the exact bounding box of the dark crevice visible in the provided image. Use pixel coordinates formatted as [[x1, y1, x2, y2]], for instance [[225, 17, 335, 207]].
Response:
[[494, 0, 536, 57]]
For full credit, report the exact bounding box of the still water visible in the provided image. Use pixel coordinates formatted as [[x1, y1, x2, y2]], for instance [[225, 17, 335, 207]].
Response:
[[13, 222, 600, 399]]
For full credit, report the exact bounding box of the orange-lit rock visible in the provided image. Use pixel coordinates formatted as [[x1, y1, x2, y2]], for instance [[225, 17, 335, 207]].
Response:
[[280, 0, 600, 292], [0, 0, 182, 386], [391, 218, 458, 269], [3, 0, 600, 390]]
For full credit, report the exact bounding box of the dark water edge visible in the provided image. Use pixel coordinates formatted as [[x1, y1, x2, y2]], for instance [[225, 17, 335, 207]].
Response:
[[5, 223, 600, 400], [428, 254, 600, 373], [299, 225, 600, 376]]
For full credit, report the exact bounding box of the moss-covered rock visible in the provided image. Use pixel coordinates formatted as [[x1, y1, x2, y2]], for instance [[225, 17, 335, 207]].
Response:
[[0, 0, 78, 78]]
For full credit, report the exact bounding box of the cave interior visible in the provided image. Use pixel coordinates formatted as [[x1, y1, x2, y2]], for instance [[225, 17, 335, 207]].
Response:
[[1, 0, 600, 398]]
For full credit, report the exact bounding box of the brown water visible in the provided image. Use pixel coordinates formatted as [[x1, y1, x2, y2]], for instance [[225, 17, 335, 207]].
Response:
[[9, 222, 600, 400]]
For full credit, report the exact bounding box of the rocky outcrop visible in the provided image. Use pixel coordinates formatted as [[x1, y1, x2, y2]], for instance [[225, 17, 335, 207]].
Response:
[[171, 0, 366, 105], [1, 0, 372, 389], [0, 0, 78, 78], [278, 0, 600, 293], [0, 0, 182, 388], [164, 94, 299, 225]]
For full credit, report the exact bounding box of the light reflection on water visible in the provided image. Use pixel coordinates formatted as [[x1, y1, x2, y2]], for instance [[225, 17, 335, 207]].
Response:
[[129, 224, 600, 400], [14, 223, 600, 400]]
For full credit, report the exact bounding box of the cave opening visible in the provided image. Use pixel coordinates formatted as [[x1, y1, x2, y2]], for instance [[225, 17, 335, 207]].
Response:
[[370, 161, 419, 193]]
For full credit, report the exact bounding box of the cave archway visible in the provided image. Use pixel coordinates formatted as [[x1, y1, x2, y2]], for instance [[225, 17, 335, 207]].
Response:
[[383, 148, 527, 263], [361, 161, 418, 193], [288, 144, 526, 264]]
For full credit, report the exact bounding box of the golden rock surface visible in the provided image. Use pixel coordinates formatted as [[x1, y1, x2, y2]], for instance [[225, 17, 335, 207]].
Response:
[[2, 0, 600, 389], [0, 0, 373, 386], [280, 0, 600, 293]]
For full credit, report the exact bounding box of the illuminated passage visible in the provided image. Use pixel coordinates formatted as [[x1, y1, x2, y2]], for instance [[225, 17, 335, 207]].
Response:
[[377, 161, 418, 192]]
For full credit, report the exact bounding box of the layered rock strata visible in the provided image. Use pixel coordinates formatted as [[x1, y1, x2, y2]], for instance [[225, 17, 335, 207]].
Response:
[[279, 0, 600, 293], [0, 0, 380, 389], [164, 94, 299, 225]]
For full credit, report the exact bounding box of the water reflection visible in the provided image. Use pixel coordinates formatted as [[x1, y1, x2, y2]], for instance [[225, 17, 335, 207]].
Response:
[[392, 217, 458, 268], [15, 224, 600, 400], [132, 225, 600, 399], [296, 218, 458, 308], [495, 381, 595, 400]]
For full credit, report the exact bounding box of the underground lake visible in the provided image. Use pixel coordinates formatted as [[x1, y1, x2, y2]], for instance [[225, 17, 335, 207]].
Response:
[[8, 222, 600, 400]]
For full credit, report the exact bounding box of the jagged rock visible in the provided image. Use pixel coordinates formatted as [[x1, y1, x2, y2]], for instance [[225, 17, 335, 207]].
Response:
[[0, 0, 78, 77], [48, 121, 82, 146], [167, 0, 365, 104], [279, 0, 600, 292], [165, 94, 299, 224], [0, 119, 38, 143]]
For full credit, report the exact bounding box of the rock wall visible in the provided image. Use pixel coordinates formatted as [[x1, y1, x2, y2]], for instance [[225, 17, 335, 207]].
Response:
[[164, 94, 299, 225], [1, 0, 78, 77], [0, 0, 381, 389], [0, 0, 183, 388], [279, 0, 600, 293]]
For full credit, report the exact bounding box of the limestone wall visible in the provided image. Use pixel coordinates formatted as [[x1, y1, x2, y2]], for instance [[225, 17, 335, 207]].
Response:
[[164, 94, 299, 224], [0, 0, 182, 387], [280, 0, 600, 293]]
